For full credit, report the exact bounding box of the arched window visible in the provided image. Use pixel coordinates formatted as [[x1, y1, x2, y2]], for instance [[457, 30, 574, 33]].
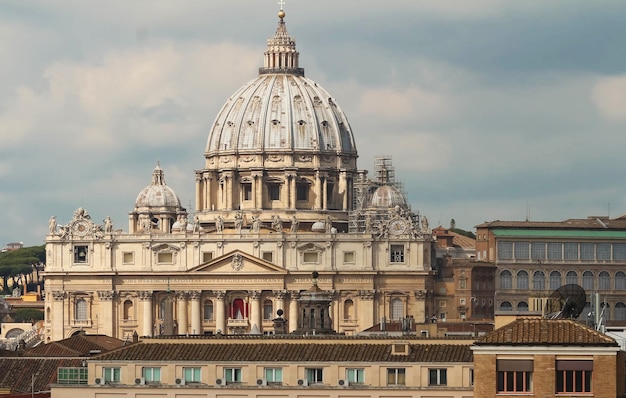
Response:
[[263, 299, 273, 320], [599, 271, 610, 291], [499, 270, 512, 290], [616, 272, 626, 290], [343, 299, 354, 320], [500, 301, 513, 311], [533, 271, 545, 290], [75, 298, 87, 321], [203, 300, 213, 321], [615, 302, 626, 321], [516, 270, 529, 290], [582, 271, 594, 291], [232, 298, 245, 319], [390, 298, 403, 320], [517, 301, 529, 312], [549, 270, 562, 290], [123, 300, 133, 320], [565, 271, 577, 285]]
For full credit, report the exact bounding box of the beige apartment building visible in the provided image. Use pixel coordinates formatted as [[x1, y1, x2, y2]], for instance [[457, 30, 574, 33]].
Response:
[[42, 9, 435, 342]]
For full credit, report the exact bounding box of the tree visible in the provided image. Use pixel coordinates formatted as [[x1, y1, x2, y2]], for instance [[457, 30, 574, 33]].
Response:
[[450, 218, 456, 229], [0, 245, 45, 294], [13, 308, 44, 322]]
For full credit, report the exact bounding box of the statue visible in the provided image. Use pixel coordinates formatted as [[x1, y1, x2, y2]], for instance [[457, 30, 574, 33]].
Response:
[[250, 215, 261, 233], [48, 216, 57, 234], [103, 216, 113, 233], [58, 224, 70, 239], [421, 215, 429, 233], [364, 214, 372, 233], [192, 215, 200, 232], [179, 215, 188, 232], [140, 215, 151, 233], [290, 215, 299, 233], [215, 215, 224, 233], [271, 215, 283, 232], [234, 211, 244, 232], [325, 215, 333, 233]]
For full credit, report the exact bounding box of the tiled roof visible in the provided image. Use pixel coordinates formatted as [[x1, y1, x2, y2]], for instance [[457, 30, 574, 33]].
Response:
[[476, 217, 626, 230], [475, 319, 618, 346], [0, 358, 82, 394], [94, 341, 473, 363], [22, 333, 124, 357]]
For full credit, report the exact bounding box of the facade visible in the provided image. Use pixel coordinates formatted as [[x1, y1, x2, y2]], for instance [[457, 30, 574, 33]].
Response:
[[472, 318, 626, 397], [42, 10, 435, 342], [51, 335, 475, 398], [476, 217, 626, 325]]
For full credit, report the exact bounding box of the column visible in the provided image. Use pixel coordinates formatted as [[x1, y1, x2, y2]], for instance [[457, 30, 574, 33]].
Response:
[[190, 291, 202, 335], [339, 171, 348, 211], [288, 291, 300, 332], [97, 290, 115, 338], [253, 172, 263, 210], [288, 174, 296, 209], [215, 291, 226, 334], [250, 291, 261, 332], [314, 171, 322, 210], [203, 173, 212, 211], [176, 291, 189, 335], [275, 290, 288, 317], [139, 291, 153, 337], [322, 177, 328, 210], [51, 291, 66, 341], [195, 174, 202, 211]]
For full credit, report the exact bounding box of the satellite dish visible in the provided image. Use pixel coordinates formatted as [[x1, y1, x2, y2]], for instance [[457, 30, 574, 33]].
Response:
[[545, 284, 586, 319]]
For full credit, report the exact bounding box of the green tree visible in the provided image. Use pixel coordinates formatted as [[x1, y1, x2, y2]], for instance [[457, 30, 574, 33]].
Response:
[[0, 245, 45, 294], [13, 308, 44, 322]]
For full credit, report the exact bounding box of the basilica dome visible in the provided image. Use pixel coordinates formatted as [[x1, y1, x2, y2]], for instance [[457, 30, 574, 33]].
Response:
[[370, 185, 407, 208], [205, 11, 357, 161], [135, 163, 181, 210]]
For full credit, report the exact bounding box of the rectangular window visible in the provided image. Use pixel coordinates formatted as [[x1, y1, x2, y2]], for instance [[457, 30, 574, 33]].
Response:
[[157, 252, 173, 264], [142, 367, 161, 384], [202, 252, 214, 263], [564, 243, 579, 260], [343, 251, 355, 263], [580, 243, 595, 260], [614, 244, 626, 260], [429, 368, 447, 386], [470, 368, 474, 386], [297, 183, 309, 201], [262, 252, 274, 262], [305, 368, 323, 384], [531, 242, 546, 260], [496, 359, 533, 393], [346, 368, 364, 384], [122, 252, 134, 264], [265, 367, 283, 383], [183, 367, 201, 383], [547, 242, 563, 260], [387, 368, 406, 385], [224, 368, 242, 383], [74, 245, 88, 263], [303, 251, 318, 263], [459, 279, 467, 289], [268, 183, 281, 201], [514, 241, 529, 260], [103, 367, 121, 383], [497, 241, 513, 260], [597, 244, 611, 260], [556, 360, 592, 393], [390, 245, 405, 263], [57, 367, 88, 385], [242, 183, 252, 201]]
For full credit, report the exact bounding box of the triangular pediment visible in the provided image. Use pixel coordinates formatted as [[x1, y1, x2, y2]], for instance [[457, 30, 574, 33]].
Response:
[[296, 242, 325, 252], [189, 250, 287, 274]]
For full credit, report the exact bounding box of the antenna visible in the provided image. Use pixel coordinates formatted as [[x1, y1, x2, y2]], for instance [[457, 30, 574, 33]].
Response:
[[545, 284, 586, 319]]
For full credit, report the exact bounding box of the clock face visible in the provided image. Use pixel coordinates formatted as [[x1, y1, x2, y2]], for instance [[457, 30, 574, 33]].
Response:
[[73, 220, 89, 236], [389, 219, 407, 235]]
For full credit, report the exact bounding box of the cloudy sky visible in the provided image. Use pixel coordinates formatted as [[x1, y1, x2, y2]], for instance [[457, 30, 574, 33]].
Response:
[[1, 1, 626, 246]]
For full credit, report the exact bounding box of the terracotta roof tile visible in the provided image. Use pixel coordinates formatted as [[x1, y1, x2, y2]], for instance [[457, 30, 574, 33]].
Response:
[[22, 334, 124, 357], [0, 358, 82, 394], [475, 319, 618, 346], [94, 341, 473, 363]]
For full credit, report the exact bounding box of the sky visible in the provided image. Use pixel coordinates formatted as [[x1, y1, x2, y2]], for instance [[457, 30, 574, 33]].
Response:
[[1, 1, 626, 247]]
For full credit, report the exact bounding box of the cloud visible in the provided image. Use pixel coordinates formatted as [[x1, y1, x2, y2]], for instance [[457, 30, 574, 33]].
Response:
[[592, 75, 626, 122]]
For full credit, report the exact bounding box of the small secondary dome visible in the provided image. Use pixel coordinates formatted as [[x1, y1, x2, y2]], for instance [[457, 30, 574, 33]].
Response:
[[370, 185, 406, 208], [135, 163, 181, 210]]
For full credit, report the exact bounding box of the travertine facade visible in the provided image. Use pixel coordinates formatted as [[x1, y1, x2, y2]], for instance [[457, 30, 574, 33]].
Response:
[[43, 10, 435, 342]]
